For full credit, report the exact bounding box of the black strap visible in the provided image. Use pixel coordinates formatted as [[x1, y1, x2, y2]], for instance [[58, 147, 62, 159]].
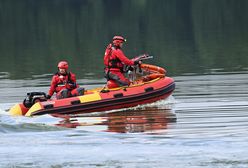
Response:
[[68, 72, 72, 83]]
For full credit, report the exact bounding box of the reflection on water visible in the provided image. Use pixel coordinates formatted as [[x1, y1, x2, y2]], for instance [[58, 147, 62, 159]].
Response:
[[105, 107, 176, 133], [55, 106, 176, 133]]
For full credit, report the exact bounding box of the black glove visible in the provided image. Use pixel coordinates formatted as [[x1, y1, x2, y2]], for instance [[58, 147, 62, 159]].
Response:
[[127, 66, 134, 71], [68, 81, 77, 88], [134, 60, 142, 65], [46, 95, 51, 99]]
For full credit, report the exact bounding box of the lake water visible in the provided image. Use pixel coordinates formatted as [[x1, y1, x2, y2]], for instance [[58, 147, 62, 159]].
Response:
[[1, 71, 248, 168], [1, 0, 248, 167]]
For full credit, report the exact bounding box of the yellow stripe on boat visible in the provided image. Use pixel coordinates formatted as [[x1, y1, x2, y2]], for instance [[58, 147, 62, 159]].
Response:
[[78, 93, 101, 103], [25, 102, 43, 117], [9, 104, 23, 116]]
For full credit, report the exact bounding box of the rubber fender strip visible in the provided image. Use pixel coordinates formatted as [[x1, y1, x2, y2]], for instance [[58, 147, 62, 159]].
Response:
[[113, 93, 124, 98], [144, 87, 154, 92], [71, 100, 81, 105], [44, 104, 54, 109]]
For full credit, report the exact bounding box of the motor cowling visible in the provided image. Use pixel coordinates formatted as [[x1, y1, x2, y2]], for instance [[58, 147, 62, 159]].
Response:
[[23, 92, 47, 108]]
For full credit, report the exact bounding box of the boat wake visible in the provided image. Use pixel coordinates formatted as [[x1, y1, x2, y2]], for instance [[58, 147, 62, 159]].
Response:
[[0, 114, 68, 133]]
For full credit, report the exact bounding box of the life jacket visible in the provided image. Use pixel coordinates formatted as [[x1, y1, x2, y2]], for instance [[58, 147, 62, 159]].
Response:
[[55, 72, 76, 91], [104, 43, 122, 69], [48, 71, 78, 97]]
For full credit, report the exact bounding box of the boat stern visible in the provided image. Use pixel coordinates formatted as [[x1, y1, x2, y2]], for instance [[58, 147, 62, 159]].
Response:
[[9, 103, 29, 116], [25, 102, 43, 117]]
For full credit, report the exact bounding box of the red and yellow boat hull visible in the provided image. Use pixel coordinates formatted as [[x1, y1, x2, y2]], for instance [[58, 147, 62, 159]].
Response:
[[9, 77, 175, 117]]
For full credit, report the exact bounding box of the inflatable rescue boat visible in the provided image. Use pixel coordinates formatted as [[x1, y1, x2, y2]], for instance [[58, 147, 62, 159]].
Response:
[[9, 60, 175, 117]]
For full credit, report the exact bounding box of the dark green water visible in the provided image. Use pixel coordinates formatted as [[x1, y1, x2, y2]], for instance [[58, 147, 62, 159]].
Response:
[[1, 0, 248, 79]]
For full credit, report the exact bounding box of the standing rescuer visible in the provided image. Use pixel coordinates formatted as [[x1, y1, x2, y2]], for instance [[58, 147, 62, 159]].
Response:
[[46, 61, 84, 99], [104, 35, 141, 88]]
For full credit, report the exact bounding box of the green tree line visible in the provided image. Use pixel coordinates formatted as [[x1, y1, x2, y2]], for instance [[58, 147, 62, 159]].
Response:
[[0, 0, 248, 79]]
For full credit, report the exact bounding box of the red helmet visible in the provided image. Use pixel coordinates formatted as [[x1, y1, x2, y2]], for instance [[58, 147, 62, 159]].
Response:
[[113, 35, 126, 46], [57, 61, 69, 70]]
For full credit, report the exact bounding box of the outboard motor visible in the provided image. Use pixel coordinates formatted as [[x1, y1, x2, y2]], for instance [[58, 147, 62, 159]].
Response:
[[23, 92, 47, 108]]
